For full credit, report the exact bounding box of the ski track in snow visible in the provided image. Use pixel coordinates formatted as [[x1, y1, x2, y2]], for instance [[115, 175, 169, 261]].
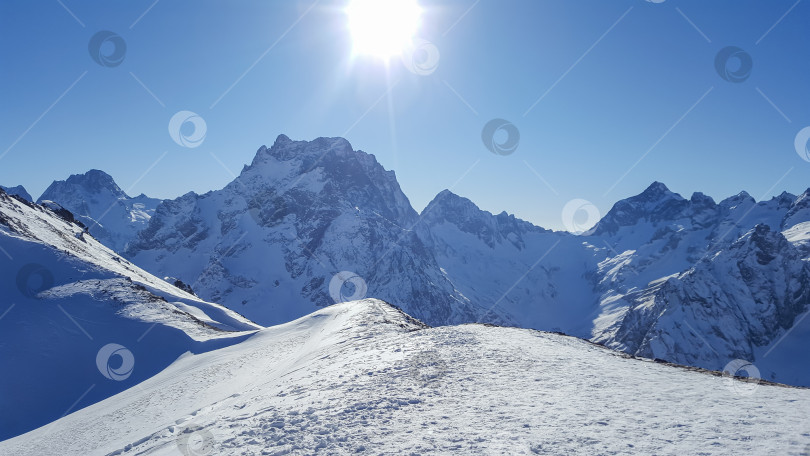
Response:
[[3, 300, 809, 456]]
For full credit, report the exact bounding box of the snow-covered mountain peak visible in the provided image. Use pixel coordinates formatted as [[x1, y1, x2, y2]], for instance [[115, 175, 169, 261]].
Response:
[[639, 181, 680, 200], [0, 184, 32, 202], [251, 135, 354, 165], [421, 189, 546, 249], [689, 191, 716, 207], [782, 188, 810, 230], [60, 169, 128, 199], [37, 170, 162, 253], [592, 182, 687, 235], [719, 190, 755, 209]]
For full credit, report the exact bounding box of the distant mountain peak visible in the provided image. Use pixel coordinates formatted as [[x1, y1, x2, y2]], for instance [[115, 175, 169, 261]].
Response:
[[719, 191, 755, 208], [689, 191, 716, 206], [0, 185, 32, 202], [37, 169, 161, 252], [638, 181, 682, 202], [66, 169, 126, 196], [590, 181, 686, 235]]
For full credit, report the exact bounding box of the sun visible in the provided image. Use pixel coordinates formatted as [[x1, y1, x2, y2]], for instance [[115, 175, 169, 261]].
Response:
[[346, 0, 422, 58]]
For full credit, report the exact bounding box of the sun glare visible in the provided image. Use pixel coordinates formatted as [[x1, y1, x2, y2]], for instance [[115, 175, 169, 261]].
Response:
[[346, 0, 422, 58]]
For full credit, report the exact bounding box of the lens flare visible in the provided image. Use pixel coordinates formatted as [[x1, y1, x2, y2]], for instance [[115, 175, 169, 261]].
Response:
[[346, 0, 422, 58]]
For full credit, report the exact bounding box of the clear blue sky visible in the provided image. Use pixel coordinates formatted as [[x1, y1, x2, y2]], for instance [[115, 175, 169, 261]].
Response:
[[1, 0, 808, 230]]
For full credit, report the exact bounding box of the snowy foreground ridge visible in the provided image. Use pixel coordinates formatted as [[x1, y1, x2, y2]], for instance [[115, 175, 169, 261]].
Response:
[[2, 299, 809, 455]]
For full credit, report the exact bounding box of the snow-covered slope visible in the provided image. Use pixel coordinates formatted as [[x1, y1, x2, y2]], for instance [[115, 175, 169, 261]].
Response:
[[126, 135, 495, 327], [38, 169, 162, 252], [0, 189, 260, 440], [1, 299, 807, 455], [0, 184, 32, 202]]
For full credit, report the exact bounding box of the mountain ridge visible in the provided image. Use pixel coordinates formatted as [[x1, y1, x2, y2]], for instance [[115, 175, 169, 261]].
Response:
[[14, 135, 810, 387]]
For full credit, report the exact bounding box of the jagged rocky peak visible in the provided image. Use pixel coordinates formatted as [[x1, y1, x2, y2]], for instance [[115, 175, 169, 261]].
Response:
[[421, 189, 545, 249], [251, 135, 355, 167], [237, 135, 414, 223], [773, 191, 797, 205], [639, 181, 679, 200], [40, 169, 128, 201], [689, 191, 715, 207], [0, 185, 33, 202], [782, 188, 810, 229], [592, 182, 688, 235], [423, 190, 480, 221], [37, 169, 162, 253], [718, 190, 755, 209]]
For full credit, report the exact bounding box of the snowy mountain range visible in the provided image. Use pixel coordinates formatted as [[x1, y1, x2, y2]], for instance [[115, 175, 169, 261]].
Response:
[[17, 135, 810, 389]]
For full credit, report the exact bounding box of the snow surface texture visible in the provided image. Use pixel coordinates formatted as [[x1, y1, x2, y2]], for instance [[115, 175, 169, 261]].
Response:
[[1, 299, 808, 455], [0, 189, 260, 439], [38, 169, 162, 252], [28, 136, 810, 388]]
